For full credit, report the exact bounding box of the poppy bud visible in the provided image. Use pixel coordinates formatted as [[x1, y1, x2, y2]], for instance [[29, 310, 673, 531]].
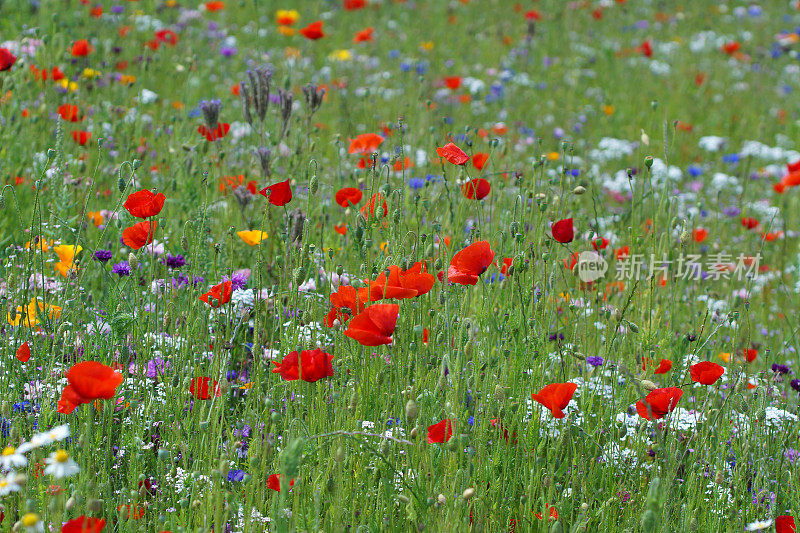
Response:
[[132, 159, 142, 169], [405, 399, 418, 422], [640, 510, 656, 532], [127, 252, 138, 271], [87, 498, 103, 513], [679, 229, 690, 245], [397, 494, 409, 504], [573, 185, 586, 195], [640, 380, 658, 392], [47, 148, 56, 159], [550, 521, 563, 533], [627, 321, 639, 333], [118, 177, 127, 192], [333, 445, 345, 462], [0, 194, 5, 210], [644, 156, 653, 169], [65, 496, 76, 511], [462, 488, 476, 501], [309, 174, 318, 194]]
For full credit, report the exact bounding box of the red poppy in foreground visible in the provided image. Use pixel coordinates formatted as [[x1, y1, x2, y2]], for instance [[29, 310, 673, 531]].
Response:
[[198, 122, 230, 141], [551, 218, 574, 243], [636, 387, 683, 421], [260, 179, 293, 206], [325, 285, 362, 327], [690, 361, 725, 385], [436, 143, 469, 166], [267, 474, 295, 492], [643, 357, 672, 374], [71, 130, 92, 146], [427, 418, 453, 443], [16, 342, 30, 363], [335, 187, 363, 207], [472, 152, 489, 170], [300, 21, 325, 40], [272, 349, 334, 382], [448, 241, 495, 285], [344, 303, 399, 346], [0, 48, 17, 71], [359, 262, 435, 302], [531, 382, 578, 419], [62, 516, 106, 533], [189, 377, 221, 400], [745, 349, 757, 362], [57, 361, 124, 414], [498, 257, 513, 275], [348, 133, 384, 154], [776, 516, 796, 533], [122, 221, 157, 250], [461, 178, 491, 200], [199, 280, 233, 308], [123, 189, 166, 218], [354, 27, 374, 43]]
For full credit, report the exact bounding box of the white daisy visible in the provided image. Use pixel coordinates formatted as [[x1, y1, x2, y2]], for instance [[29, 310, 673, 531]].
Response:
[[745, 519, 773, 531], [43, 449, 80, 478], [21, 513, 44, 533], [28, 424, 70, 448], [0, 472, 21, 495], [0, 446, 28, 471]]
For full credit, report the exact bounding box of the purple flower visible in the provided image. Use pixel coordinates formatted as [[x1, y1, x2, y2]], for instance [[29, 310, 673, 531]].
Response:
[[165, 254, 186, 269], [111, 261, 131, 277], [771, 363, 790, 375], [791, 379, 800, 393], [586, 356, 604, 367], [147, 357, 170, 378], [93, 249, 113, 262]]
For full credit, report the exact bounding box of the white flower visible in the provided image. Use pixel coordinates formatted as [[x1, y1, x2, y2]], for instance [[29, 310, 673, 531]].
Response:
[[28, 424, 70, 449], [745, 519, 773, 531], [0, 472, 21, 495], [44, 449, 80, 478], [21, 513, 44, 533], [0, 446, 28, 470]]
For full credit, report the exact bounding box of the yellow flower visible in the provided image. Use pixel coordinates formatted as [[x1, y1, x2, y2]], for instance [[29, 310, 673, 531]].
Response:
[[237, 230, 268, 246], [25, 238, 53, 252], [603, 105, 615, 116], [8, 298, 62, 328], [547, 151, 560, 161], [87, 211, 104, 227], [379, 241, 389, 253], [420, 41, 434, 51], [53, 245, 82, 277], [330, 49, 353, 61], [278, 25, 296, 36], [119, 75, 136, 85], [717, 352, 731, 363], [57, 79, 78, 92], [284, 47, 301, 59], [82, 68, 101, 79], [276, 9, 300, 25]]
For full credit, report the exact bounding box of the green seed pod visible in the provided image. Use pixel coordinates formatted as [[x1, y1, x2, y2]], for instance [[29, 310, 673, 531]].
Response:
[[644, 156, 654, 169], [309, 174, 318, 194]]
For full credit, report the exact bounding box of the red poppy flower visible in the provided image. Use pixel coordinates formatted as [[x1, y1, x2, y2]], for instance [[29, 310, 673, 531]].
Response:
[[71, 130, 92, 146], [122, 221, 157, 250], [344, 0, 366, 9], [267, 474, 295, 492], [498, 257, 513, 275], [654, 359, 672, 374], [525, 9, 542, 21], [592, 237, 609, 250], [325, 285, 362, 327], [354, 27, 374, 43], [551, 218, 574, 243], [62, 516, 106, 533], [116, 504, 145, 520], [788, 160, 800, 173], [690, 361, 724, 385], [0, 48, 16, 71], [360, 193, 388, 222], [334, 224, 348, 235], [447, 241, 495, 285], [348, 133, 384, 154], [300, 21, 325, 40], [776, 516, 797, 533], [272, 349, 334, 382], [344, 303, 399, 346], [123, 189, 166, 218], [199, 280, 233, 308], [534, 504, 558, 521], [16, 342, 30, 363], [205, 1, 225, 11], [335, 187, 363, 207], [436, 143, 469, 165], [189, 377, 221, 400], [693, 228, 708, 242], [57, 361, 124, 414], [259, 179, 292, 206], [531, 382, 578, 419], [443, 76, 462, 90], [427, 419, 453, 443], [639, 39, 653, 57], [721, 41, 740, 55], [198, 123, 230, 141], [745, 349, 757, 362], [472, 152, 489, 170], [155, 29, 178, 45], [489, 418, 518, 445], [741, 217, 759, 230], [58, 104, 82, 122], [461, 178, 491, 200], [71, 39, 93, 57], [635, 387, 683, 421], [359, 262, 435, 302]]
